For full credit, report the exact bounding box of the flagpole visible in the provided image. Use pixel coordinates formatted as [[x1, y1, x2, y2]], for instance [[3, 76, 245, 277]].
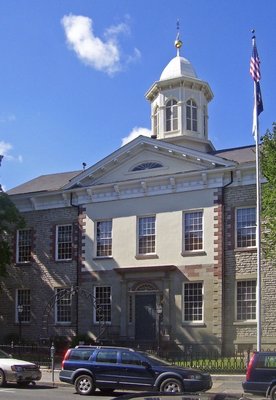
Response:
[[251, 31, 262, 352]]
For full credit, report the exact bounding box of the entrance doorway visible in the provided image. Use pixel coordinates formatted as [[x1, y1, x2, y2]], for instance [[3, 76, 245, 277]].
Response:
[[135, 294, 156, 341]]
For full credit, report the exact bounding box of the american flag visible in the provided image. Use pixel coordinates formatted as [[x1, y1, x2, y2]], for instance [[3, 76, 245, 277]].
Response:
[[250, 40, 261, 82]]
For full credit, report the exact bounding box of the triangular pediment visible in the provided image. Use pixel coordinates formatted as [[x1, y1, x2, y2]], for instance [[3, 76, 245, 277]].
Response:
[[64, 136, 236, 190]]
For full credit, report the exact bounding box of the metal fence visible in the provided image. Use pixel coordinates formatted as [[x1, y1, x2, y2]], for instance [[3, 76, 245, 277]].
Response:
[[0, 343, 60, 367]]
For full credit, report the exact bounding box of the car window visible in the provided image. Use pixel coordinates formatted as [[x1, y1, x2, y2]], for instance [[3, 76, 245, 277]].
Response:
[[121, 351, 143, 365], [95, 350, 117, 363], [69, 349, 94, 361], [265, 356, 276, 368]]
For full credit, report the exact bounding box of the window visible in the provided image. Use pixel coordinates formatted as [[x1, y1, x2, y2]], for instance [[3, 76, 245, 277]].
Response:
[[132, 162, 163, 171], [183, 282, 203, 322], [96, 220, 112, 257], [16, 229, 32, 263], [16, 289, 31, 323], [55, 288, 71, 323], [95, 349, 117, 363], [153, 106, 159, 136], [186, 99, 198, 132], [56, 225, 72, 260], [121, 351, 142, 365], [236, 280, 256, 321], [184, 211, 203, 251], [94, 286, 111, 323], [236, 207, 256, 248], [166, 99, 178, 131], [138, 216, 156, 254]]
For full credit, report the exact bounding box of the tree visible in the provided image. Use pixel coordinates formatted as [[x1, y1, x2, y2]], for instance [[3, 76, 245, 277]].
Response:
[[0, 191, 25, 276], [261, 122, 276, 261]]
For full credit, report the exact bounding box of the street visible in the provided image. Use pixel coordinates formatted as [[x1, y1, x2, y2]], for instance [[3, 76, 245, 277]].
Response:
[[0, 373, 266, 400]]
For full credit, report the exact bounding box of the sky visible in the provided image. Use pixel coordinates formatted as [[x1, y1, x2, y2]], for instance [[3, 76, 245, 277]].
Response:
[[0, 0, 275, 191]]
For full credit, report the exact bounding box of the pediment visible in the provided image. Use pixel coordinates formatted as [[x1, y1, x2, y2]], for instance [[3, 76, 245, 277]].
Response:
[[64, 136, 236, 190]]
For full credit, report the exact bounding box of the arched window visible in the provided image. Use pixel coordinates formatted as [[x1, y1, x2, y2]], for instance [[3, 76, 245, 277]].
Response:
[[153, 106, 159, 136], [186, 99, 198, 132], [132, 162, 163, 172], [166, 99, 178, 132]]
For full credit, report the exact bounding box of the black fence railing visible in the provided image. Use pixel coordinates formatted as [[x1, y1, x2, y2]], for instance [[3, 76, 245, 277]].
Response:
[[1, 343, 275, 374]]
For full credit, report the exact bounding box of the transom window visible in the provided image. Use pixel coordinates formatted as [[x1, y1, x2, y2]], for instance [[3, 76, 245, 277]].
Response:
[[236, 280, 256, 321], [96, 220, 112, 257], [132, 162, 163, 172], [56, 224, 72, 261], [186, 99, 198, 132], [55, 288, 72, 324], [183, 282, 203, 322], [94, 286, 111, 323], [16, 289, 31, 323], [184, 211, 203, 251], [16, 229, 32, 263], [138, 216, 156, 254], [236, 207, 256, 248], [166, 99, 178, 132]]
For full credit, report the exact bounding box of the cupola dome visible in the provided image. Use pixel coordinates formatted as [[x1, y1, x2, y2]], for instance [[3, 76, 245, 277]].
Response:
[[160, 55, 197, 80]]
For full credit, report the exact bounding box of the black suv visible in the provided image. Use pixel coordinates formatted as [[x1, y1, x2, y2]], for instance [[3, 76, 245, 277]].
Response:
[[242, 351, 276, 399], [59, 346, 212, 396]]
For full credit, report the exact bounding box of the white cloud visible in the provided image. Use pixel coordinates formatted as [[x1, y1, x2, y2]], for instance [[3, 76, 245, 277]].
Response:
[[0, 141, 12, 155], [61, 14, 140, 76], [121, 127, 152, 146], [0, 141, 22, 163], [0, 113, 16, 123]]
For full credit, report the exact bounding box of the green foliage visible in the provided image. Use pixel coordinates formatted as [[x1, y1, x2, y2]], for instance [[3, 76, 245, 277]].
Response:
[[0, 191, 25, 276], [260, 122, 276, 261]]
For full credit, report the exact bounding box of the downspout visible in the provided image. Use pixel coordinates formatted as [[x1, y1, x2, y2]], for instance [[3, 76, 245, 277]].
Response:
[[221, 170, 234, 355], [70, 191, 80, 336]]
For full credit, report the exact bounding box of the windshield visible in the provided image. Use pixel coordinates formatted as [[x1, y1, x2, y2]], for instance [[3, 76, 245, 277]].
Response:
[[0, 349, 11, 358], [139, 352, 171, 366]]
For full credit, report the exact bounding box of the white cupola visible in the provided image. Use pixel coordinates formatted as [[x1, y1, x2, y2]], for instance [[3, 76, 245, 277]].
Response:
[[145, 32, 214, 152]]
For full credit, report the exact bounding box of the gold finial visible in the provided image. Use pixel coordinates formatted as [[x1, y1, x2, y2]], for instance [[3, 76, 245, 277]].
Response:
[[174, 20, 182, 55]]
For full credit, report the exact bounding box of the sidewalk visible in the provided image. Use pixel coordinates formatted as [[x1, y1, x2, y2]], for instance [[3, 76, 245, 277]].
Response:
[[40, 369, 246, 394]]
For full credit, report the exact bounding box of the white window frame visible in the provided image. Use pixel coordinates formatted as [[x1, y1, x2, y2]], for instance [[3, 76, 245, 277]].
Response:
[[165, 99, 178, 132], [153, 106, 159, 136], [55, 224, 73, 261], [235, 207, 256, 249], [16, 229, 32, 263], [55, 288, 72, 324], [186, 99, 198, 132], [94, 286, 112, 324], [183, 210, 204, 252], [137, 215, 156, 255], [182, 281, 204, 324], [236, 280, 257, 322], [96, 220, 112, 257]]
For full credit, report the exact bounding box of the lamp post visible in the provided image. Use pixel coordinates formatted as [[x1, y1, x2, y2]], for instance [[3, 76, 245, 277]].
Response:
[[156, 304, 163, 356], [17, 305, 23, 343]]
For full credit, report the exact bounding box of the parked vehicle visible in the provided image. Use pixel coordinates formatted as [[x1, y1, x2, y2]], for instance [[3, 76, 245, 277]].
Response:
[[59, 345, 212, 396], [0, 348, 41, 387], [242, 351, 276, 399]]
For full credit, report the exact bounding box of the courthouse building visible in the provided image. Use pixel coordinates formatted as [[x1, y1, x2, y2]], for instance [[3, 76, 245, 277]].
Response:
[[1, 36, 275, 355]]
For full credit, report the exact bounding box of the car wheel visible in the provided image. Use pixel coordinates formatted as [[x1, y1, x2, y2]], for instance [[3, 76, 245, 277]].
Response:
[[270, 385, 276, 400], [0, 370, 6, 387], [159, 377, 183, 392], [75, 374, 95, 395]]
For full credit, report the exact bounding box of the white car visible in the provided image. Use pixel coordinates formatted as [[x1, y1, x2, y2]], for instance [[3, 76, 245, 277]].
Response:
[[0, 348, 41, 387]]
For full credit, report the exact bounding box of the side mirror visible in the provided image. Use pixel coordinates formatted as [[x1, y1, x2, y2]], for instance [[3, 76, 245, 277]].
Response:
[[142, 361, 151, 368]]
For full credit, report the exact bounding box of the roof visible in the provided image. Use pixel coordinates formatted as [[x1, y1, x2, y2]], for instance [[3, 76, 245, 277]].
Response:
[[160, 55, 197, 80], [212, 145, 256, 163], [7, 145, 256, 196], [7, 170, 82, 195]]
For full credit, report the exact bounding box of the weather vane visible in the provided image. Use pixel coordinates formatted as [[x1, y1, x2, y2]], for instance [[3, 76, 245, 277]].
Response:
[[174, 19, 183, 55]]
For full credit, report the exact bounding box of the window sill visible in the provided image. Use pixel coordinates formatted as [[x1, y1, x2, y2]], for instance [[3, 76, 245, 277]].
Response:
[[182, 322, 206, 327], [135, 254, 159, 260], [181, 251, 206, 257], [234, 247, 256, 253], [233, 320, 257, 326], [93, 256, 113, 260], [55, 259, 73, 263], [55, 322, 71, 326]]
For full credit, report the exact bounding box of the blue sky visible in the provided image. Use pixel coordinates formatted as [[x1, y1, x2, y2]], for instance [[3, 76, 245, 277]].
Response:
[[0, 0, 275, 191]]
